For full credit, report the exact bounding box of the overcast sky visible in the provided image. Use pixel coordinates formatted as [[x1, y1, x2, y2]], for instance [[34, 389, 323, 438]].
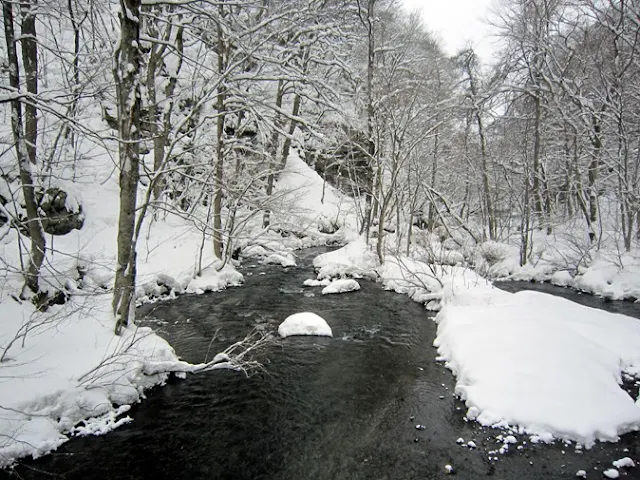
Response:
[[401, 0, 497, 62]]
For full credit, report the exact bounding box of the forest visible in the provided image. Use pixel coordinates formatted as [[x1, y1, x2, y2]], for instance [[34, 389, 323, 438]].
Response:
[[2, 0, 639, 324], [2, 0, 640, 470]]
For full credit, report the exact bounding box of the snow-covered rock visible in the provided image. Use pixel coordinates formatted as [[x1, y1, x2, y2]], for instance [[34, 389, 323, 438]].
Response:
[[303, 278, 331, 287], [278, 312, 333, 338], [612, 457, 635, 468], [603, 468, 620, 479], [186, 265, 244, 294], [322, 279, 360, 295], [575, 470, 587, 478], [263, 253, 296, 268]]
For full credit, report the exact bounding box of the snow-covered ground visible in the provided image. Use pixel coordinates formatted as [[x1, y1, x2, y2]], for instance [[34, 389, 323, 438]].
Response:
[[0, 294, 239, 466], [435, 287, 640, 447], [473, 223, 640, 301]]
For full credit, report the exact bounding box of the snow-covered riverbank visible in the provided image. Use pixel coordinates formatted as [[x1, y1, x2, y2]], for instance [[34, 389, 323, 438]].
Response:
[[3, 148, 640, 468], [309, 239, 640, 448]]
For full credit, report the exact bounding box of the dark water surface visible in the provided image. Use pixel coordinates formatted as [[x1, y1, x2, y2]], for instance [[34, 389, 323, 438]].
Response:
[[6, 254, 640, 479]]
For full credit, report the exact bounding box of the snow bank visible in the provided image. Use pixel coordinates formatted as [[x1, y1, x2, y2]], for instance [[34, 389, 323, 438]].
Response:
[[434, 288, 640, 447], [322, 279, 360, 295], [375, 254, 494, 311], [313, 236, 378, 280], [0, 296, 180, 466], [473, 232, 640, 301], [278, 312, 333, 338]]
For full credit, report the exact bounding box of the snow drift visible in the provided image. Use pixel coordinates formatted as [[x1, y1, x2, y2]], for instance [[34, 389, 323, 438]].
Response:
[[434, 288, 640, 447]]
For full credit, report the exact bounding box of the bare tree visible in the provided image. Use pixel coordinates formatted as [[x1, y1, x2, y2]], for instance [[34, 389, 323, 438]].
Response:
[[2, 0, 47, 299], [112, 0, 143, 335]]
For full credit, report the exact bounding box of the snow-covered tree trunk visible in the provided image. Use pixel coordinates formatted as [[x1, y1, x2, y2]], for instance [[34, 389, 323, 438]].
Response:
[[263, 79, 285, 229], [3, 0, 46, 298], [113, 0, 142, 335], [213, 1, 226, 260], [360, 0, 376, 241]]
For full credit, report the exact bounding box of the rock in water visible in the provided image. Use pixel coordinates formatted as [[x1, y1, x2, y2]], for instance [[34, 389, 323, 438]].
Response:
[[278, 312, 332, 338]]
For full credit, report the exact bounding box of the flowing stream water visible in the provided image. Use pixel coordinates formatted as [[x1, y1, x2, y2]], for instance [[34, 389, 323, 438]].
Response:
[[7, 249, 640, 479]]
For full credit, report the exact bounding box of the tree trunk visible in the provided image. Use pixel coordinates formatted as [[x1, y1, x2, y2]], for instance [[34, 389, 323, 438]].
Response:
[[587, 116, 602, 243], [263, 79, 285, 229], [21, 0, 37, 166], [3, 0, 46, 298], [462, 51, 495, 240], [65, 0, 80, 146], [359, 0, 376, 242], [112, 0, 142, 335], [213, 2, 226, 259], [279, 92, 302, 169], [147, 29, 161, 199], [279, 47, 308, 170], [532, 92, 544, 222], [427, 122, 439, 231]]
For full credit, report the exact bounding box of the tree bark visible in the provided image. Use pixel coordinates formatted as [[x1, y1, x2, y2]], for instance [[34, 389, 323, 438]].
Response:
[[21, 0, 37, 166], [359, 0, 376, 241], [213, 1, 226, 259], [113, 0, 142, 335], [263, 79, 285, 228], [3, 0, 46, 298]]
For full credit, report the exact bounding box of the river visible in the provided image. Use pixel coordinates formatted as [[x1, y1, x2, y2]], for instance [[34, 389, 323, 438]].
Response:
[[6, 249, 640, 479]]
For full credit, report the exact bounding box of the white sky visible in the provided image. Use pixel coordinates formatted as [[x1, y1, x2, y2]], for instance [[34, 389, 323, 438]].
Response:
[[401, 0, 497, 62]]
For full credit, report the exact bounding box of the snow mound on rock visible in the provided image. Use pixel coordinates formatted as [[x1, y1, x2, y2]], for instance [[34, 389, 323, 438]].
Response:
[[185, 265, 244, 294], [263, 253, 296, 267], [322, 279, 360, 295], [278, 312, 332, 338]]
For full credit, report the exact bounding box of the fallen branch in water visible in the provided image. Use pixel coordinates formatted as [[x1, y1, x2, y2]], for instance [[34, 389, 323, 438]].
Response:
[[143, 328, 273, 378]]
